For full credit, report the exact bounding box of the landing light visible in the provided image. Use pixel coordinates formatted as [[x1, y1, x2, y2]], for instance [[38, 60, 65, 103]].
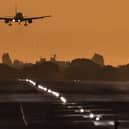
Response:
[[12, 19, 15, 22]]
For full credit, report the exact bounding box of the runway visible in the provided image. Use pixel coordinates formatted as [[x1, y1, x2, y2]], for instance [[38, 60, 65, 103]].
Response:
[[0, 80, 128, 128], [0, 101, 128, 128]]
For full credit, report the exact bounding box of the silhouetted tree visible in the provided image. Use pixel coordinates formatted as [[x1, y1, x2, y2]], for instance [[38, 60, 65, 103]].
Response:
[[36, 58, 46, 64], [2, 53, 12, 66], [0, 64, 18, 80], [65, 58, 101, 80], [118, 64, 129, 81], [100, 65, 120, 81], [13, 59, 24, 69], [21, 61, 61, 80], [50, 54, 56, 62], [92, 53, 104, 66]]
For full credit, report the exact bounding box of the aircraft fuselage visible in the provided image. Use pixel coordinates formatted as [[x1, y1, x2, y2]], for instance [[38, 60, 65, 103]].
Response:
[[0, 11, 51, 26], [13, 12, 24, 22]]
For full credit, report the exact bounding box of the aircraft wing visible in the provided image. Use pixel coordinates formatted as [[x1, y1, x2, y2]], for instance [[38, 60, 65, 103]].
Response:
[[24, 15, 51, 20], [0, 17, 13, 20]]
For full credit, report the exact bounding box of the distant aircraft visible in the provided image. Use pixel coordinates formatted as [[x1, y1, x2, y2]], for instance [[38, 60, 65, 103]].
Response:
[[0, 8, 51, 26]]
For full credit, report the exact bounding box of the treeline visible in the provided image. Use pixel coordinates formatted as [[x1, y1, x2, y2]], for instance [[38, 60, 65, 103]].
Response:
[[1, 58, 129, 81]]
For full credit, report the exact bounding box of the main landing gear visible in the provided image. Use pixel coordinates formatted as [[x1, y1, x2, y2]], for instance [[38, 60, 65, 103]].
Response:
[[8, 23, 12, 26], [24, 21, 28, 26]]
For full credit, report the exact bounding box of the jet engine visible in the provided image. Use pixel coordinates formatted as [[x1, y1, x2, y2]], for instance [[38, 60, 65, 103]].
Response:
[[28, 19, 32, 24], [4, 20, 9, 24]]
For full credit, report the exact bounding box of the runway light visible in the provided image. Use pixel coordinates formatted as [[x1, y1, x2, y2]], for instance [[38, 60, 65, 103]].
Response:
[[38, 85, 47, 91], [60, 96, 67, 104], [67, 106, 73, 109], [89, 113, 95, 119], [80, 108, 84, 113], [19, 78, 68, 104], [25, 79, 29, 82], [18, 79, 26, 81], [74, 109, 79, 113], [43, 87, 47, 91], [51, 91, 60, 97], [38, 85, 44, 89], [83, 115, 89, 118], [28, 80, 36, 86], [48, 89, 52, 93], [94, 121, 115, 126], [96, 117, 100, 121], [77, 106, 82, 108]]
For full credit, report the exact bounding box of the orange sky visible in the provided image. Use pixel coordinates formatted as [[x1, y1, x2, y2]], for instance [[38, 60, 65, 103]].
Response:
[[0, 0, 129, 66]]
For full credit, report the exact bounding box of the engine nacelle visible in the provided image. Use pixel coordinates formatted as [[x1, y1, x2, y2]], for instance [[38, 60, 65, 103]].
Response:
[[4, 20, 9, 24], [28, 19, 32, 24]]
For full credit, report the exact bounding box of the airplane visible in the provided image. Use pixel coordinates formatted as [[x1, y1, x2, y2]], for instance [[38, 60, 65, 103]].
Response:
[[0, 9, 51, 26]]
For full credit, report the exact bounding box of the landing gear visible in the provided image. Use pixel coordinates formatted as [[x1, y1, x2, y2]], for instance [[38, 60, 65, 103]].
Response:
[[18, 22, 21, 25], [24, 23, 28, 26], [24, 21, 28, 26], [8, 23, 12, 26], [8, 20, 12, 26]]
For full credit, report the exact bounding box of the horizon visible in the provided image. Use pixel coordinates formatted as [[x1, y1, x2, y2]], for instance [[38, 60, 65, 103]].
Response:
[[0, 0, 129, 66], [1, 52, 129, 67]]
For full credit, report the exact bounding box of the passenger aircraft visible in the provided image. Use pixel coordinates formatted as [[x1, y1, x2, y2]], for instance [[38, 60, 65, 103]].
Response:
[[0, 10, 51, 26]]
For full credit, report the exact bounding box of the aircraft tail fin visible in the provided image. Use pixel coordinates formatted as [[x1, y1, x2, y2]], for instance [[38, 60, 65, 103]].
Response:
[[15, 2, 18, 14]]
